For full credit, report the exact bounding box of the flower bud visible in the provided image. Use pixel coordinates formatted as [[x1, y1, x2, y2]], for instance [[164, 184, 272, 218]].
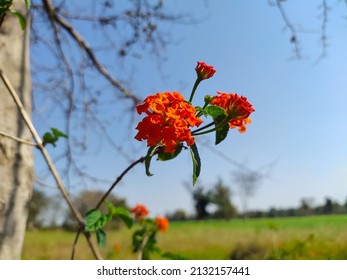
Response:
[[195, 61, 216, 80]]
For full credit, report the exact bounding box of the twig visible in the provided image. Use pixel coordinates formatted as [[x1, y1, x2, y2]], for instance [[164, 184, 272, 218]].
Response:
[[275, 0, 302, 59], [0, 69, 102, 260], [0, 130, 37, 146], [70, 227, 82, 260], [95, 156, 146, 210], [42, 0, 141, 105], [316, 0, 329, 63], [0, 70, 82, 222], [70, 155, 146, 259]]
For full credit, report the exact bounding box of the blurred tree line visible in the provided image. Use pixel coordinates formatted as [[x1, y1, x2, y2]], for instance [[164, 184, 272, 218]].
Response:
[[244, 197, 347, 219], [28, 181, 347, 229], [27, 189, 128, 230]]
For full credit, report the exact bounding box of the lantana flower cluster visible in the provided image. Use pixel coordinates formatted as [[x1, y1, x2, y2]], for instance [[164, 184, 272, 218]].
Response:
[[131, 204, 169, 232], [135, 92, 202, 153], [211, 91, 254, 133], [135, 61, 255, 184], [130, 204, 169, 259], [131, 204, 150, 220]]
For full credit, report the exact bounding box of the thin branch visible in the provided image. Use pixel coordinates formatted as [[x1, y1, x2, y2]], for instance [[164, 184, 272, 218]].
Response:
[[0, 69, 102, 260], [95, 156, 146, 210], [316, 0, 329, 63], [0, 70, 83, 222], [71, 155, 146, 260], [70, 227, 82, 260], [275, 0, 302, 59], [41, 0, 141, 105], [0, 130, 37, 147]]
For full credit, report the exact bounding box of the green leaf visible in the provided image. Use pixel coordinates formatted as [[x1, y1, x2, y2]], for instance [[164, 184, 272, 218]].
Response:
[[158, 143, 183, 161], [96, 229, 107, 247], [84, 209, 111, 232], [205, 105, 226, 118], [189, 143, 201, 185], [51, 128, 68, 139], [103, 200, 133, 228], [0, 2, 11, 15], [113, 207, 134, 228], [85, 209, 102, 231], [10, 10, 26, 30], [142, 233, 159, 260], [42, 132, 57, 147], [214, 115, 229, 145], [132, 228, 146, 252], [145, 146, 158, 176], [42, 128, 68, 147]]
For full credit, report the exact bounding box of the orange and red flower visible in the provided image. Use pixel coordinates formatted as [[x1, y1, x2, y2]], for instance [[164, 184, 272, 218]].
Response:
[[113, 243, 122, 252], [195, 61, 216, 80], [155, 216, 169, 232], [135, 92, 202, 153], [211, 91, 255, 133], [131, 204, 149, 220]]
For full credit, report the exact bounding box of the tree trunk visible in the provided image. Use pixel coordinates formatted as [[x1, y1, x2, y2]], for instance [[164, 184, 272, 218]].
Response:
[[0, 0, 33, 259]]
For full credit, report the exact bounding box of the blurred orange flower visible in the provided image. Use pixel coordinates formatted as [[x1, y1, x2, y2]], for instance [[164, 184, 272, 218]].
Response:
[[211, 91, 255, 133], [155, 216, 169, 232], [195, 61, 216, 80], [113, 243, 122, 252], [135, 92, 202, 153], [131, 204, 149, 220]]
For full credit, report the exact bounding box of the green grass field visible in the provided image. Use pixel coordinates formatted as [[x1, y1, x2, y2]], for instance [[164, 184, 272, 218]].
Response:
[[22, 214, 347, 260]]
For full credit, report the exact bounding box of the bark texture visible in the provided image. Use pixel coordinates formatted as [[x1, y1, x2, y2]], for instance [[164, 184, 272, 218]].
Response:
[[0, 0, 33, 259]]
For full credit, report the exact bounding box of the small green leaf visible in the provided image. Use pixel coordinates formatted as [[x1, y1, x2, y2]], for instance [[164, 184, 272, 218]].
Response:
[[158, 143, 183, 161], [85, 209, 102, 231], [84, 209, 111, 232], [189, 143, 201, 185], [104, 200, 133, 228], [142, 233, 159, 260], [214, 115, 229, 145], [132, 228, 146, 252], [42, 128, 68, 147], [113, 207, 134, 228], [96, 229, 107, 247], [145, 146, 158, 176], [42, 132, 57, 147], [51, 128, 68, 139], [10, 10, 26, 30], [205, 105, 226, 118]]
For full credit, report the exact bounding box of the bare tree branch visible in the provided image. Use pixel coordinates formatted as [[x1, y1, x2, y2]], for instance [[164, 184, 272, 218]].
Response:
[[42, 0, 141, 105], [28, 0, 191, 191], [275, 0, 302, 59], [0, 130, 36, 146], [316, 0, 329, 62]]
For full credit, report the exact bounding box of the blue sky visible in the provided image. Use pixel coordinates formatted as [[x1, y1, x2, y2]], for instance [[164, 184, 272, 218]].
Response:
[[33, 1, 347, 217]]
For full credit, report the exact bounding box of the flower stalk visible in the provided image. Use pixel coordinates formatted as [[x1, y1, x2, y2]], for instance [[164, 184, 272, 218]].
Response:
[[189, 78, 201, 103]]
